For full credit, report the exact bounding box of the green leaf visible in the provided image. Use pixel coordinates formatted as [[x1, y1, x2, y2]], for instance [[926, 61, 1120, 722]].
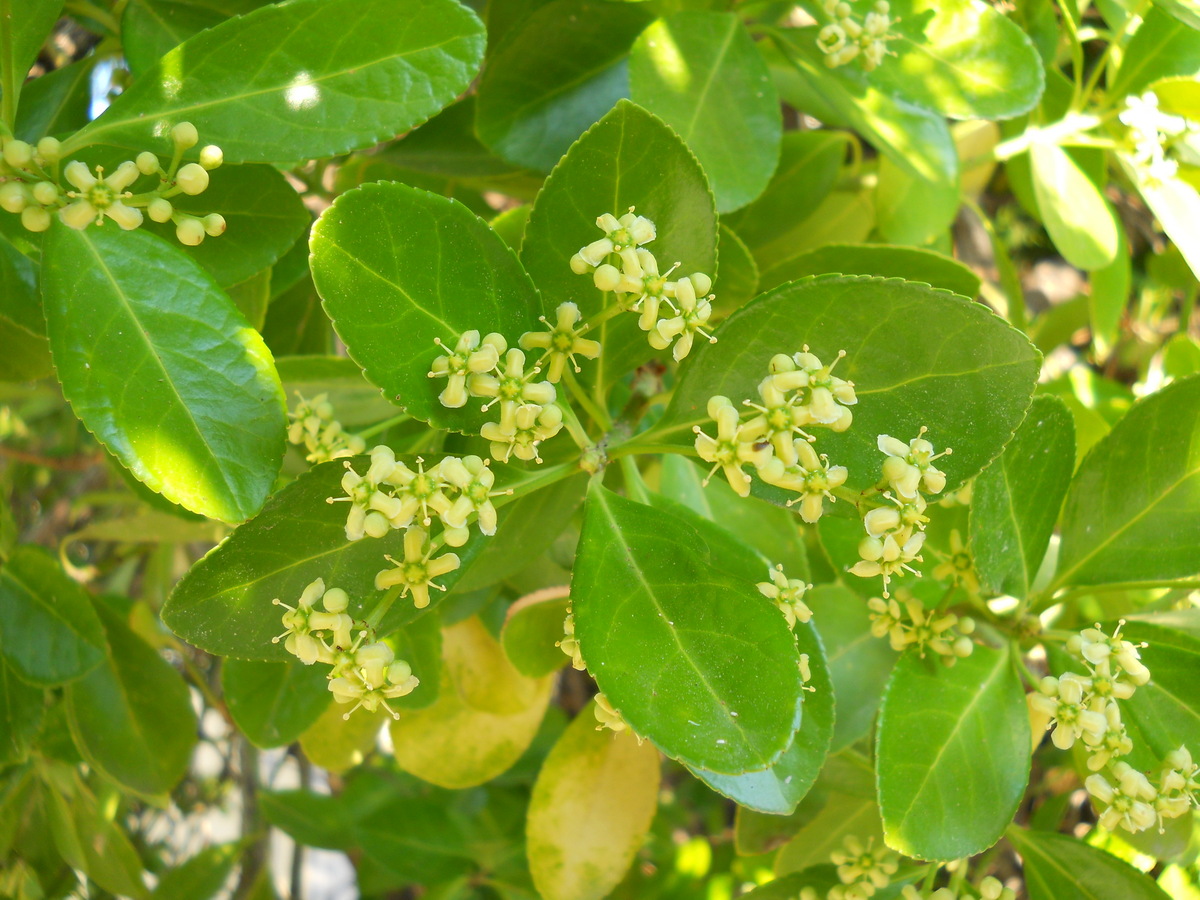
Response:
[[501, 591, 572, 678], [874, 153, 961, 247], [14, 56, 96, 142], [720, 130, 849, 259], [45, 772, 149, 899], [389, 618, 554, 788], [3, 1, 62, 93], [310, 182, 543, 434], [163, 459, 484, 659], [757, 191, 876, 286], [1127, 162, 1200, 283], [143, 164, 309, 289], [221, 657, 331, 749], [870, 0, 1044, 120], [520, 100, 717, 383], [475, 0, 653, 170], [65, 601, 198, 796], [299, 702, 385, 773], [877, 644, 1030, 860], [0, 546, 106, 687], [274, 355, 396, 428], [354, 793, 474, 886], [776, 786, 884, 875], [1117, 613, 1200, 758], [806, 585, 898, 752], [712, 224, 759, 317], [1090, 229, 1131, 360], [970, 395, 1075, 598], [0, 662, 43, 766], [68, 0, 485, 164], [758, 243, 981, 299], [121, 0, 270, 77], [388, 612, 443, 711], [151, 843, 243, 900], [261, 789, 357, 850], [1153, 0, 1200, 30], [0, 236, 51, 382], [688, 620, 833, 814], [1110, 8, 1200, 99], [227, 268, 271, 332], [1030, 142, 1119, 270], [1007, 828, 1172, 900], [42, 225, 286, 523], [629, 12, 780, 212], [1054, 374, 1200, 588], [657, 275, 1041, 492], [527, 698, 661, 900], [573, 484, 804, 774]]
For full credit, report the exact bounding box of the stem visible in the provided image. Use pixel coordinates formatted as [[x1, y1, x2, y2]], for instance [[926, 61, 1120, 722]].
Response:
[[0, 0, 18, 131], [289, 750, 310, 900], [1079, 0, 1152, 111], [1055, 0, 1085, 110], [356, 413, 411, 440], [233, 738, 267, 900], [563, 368, 611, 430], [556, 398, 591, 450], [618, 455, 650, 503], [1032, 579, 1200, 613], [607, 439, 696, 460]]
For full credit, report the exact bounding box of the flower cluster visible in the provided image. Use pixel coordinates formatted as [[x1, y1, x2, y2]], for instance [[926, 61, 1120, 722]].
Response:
[[594, 692, 634, 736], [868, 590, 975, 664], [1028, 622, 1200, 834], [570, 209, 716, 361], [849, 429, 951, 597], [899, 879, 1014, 900], [692, 348, 855, 517], [273, 578, 420, 719], [556, 610, 586, 670], [757, 564, 813, 629], [428, 330, 564, 463], [817, 0, 897, 71], [1120, 92, 1197, 186], [797, 835, 899, 900], [0, 122, 226, 243], [930, 530, 980, 595], [287, 392, 366, 463]]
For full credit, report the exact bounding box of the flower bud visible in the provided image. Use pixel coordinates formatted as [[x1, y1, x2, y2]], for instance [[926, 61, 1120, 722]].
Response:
[[176, 217, 206, 245], [147, 197, 173, 222], [21, 206, 50, 232], [172, 121, 199, 149], [0, 182, 28, 213], [31, 182, 57, 205], [3, 140, 32, 168], [136, 151, 160, 175], [203, 213, 226, 236], [36, 136, 61, 163], [199, 144, 223, 169], [176, 163, 209, 195]]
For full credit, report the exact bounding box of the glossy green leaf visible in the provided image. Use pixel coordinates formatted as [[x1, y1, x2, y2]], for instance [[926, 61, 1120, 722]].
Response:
[[1110, 8, 1200, 99], [807, 585, 898, 751], [0, 662, 43, 766], [1117, 613, 1200, 757], [520, 99, 717, 384], [150, 843, 243, 900], [68, 0, 485, 163], [14, 56, 95, 142], [1008, 828, 1172, 900], [42, 225, 285, 523], [1090, 229, 1131, 360], [4, 1, 62, 92], [1030, 142, 1119, 270], [629, 12, 780, 212], [527, 698, 661, 900], [65, 601, 198, 796], [770, 31, 958, 186], [475, 0, 652, 170], [658, 276, 1041, 492], [689, 620, 833, 814], [0, 236, 51, 382], [877, 644, 1030, 860], [389, 618, 554, 788], [501, 591, 572, 678], [573, 484, 804, 774], [970, 395, 1075, 598], [222, 657, 331, 749], [1054, 374, 1200, 588], [721, 130, 849, 259], [870, 0, 1044, 120], [874, 153, 961, 247], [143, 164, 309, 289], [758, 243, 981, 298], [310, 182, 543, 434], [0, 546, 106, 687], [121, 0, 270, 77], [164, 459, 483, 659]]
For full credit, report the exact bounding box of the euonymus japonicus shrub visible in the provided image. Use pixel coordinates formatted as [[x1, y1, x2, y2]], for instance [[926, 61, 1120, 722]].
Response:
[[2, 0, 1199, 898]]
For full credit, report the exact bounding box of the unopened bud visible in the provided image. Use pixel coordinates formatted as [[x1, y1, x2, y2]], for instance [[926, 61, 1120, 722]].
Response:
[[176, 163, 209, 195], [176, 217, 206, 246], [202, 213, 226, 236], [147, 197, 173, 223], [0, 182, 28, 213], [36, 136, 61, 163], [136, 151, 160, 175], [172, 121, 199, 149], [31, 182, 58, 205], [198, 145, 223, 169], [3, 140, 33, 168], [21, 206, 50, 232]]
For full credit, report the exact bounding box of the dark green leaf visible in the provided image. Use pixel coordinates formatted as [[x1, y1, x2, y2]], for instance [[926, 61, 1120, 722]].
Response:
[[387, 612, 442, 711], [712, 224, 759, 316], [65, 601, 198, 796], [877, 645, 1030, 860], [144, 164, 309, 289], [151, 843, 243, 900], [657, 275, 1042, 492], [0, 662, 43, 765], [1055, 374, 1200, 588], [1109, 7, 1200, 99], [45, 773, 149, 899], [629, 12, 780, 212], [227, 268, 271, 331], [121, 0, 271, 77], [970, 395, 1075, 598], [354, 795, 474, 886], [0, 546, 106, 687], [0, 235, 51, 381], [14, 56, 96, 142], [520, 100, 717, 385], [807, 584, 898, 752], [4, 1, 62, 92], [573, 483, 804, 774], [222, 657, 331, 748], [163, 459, 484, 659], [275, 355, 396, 428], [310, 182, 543, 434], [262, 276, 331, 357], [68, 0, 485, 164], [475, 0, 653, 170], [1007, 828, 1171, 900], [42, 225, 286, 522], [261, 789, 356, 850], [501, 591, 572, 678], [1119, 613, 1200, 758], [758, 243, 981, 298]]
